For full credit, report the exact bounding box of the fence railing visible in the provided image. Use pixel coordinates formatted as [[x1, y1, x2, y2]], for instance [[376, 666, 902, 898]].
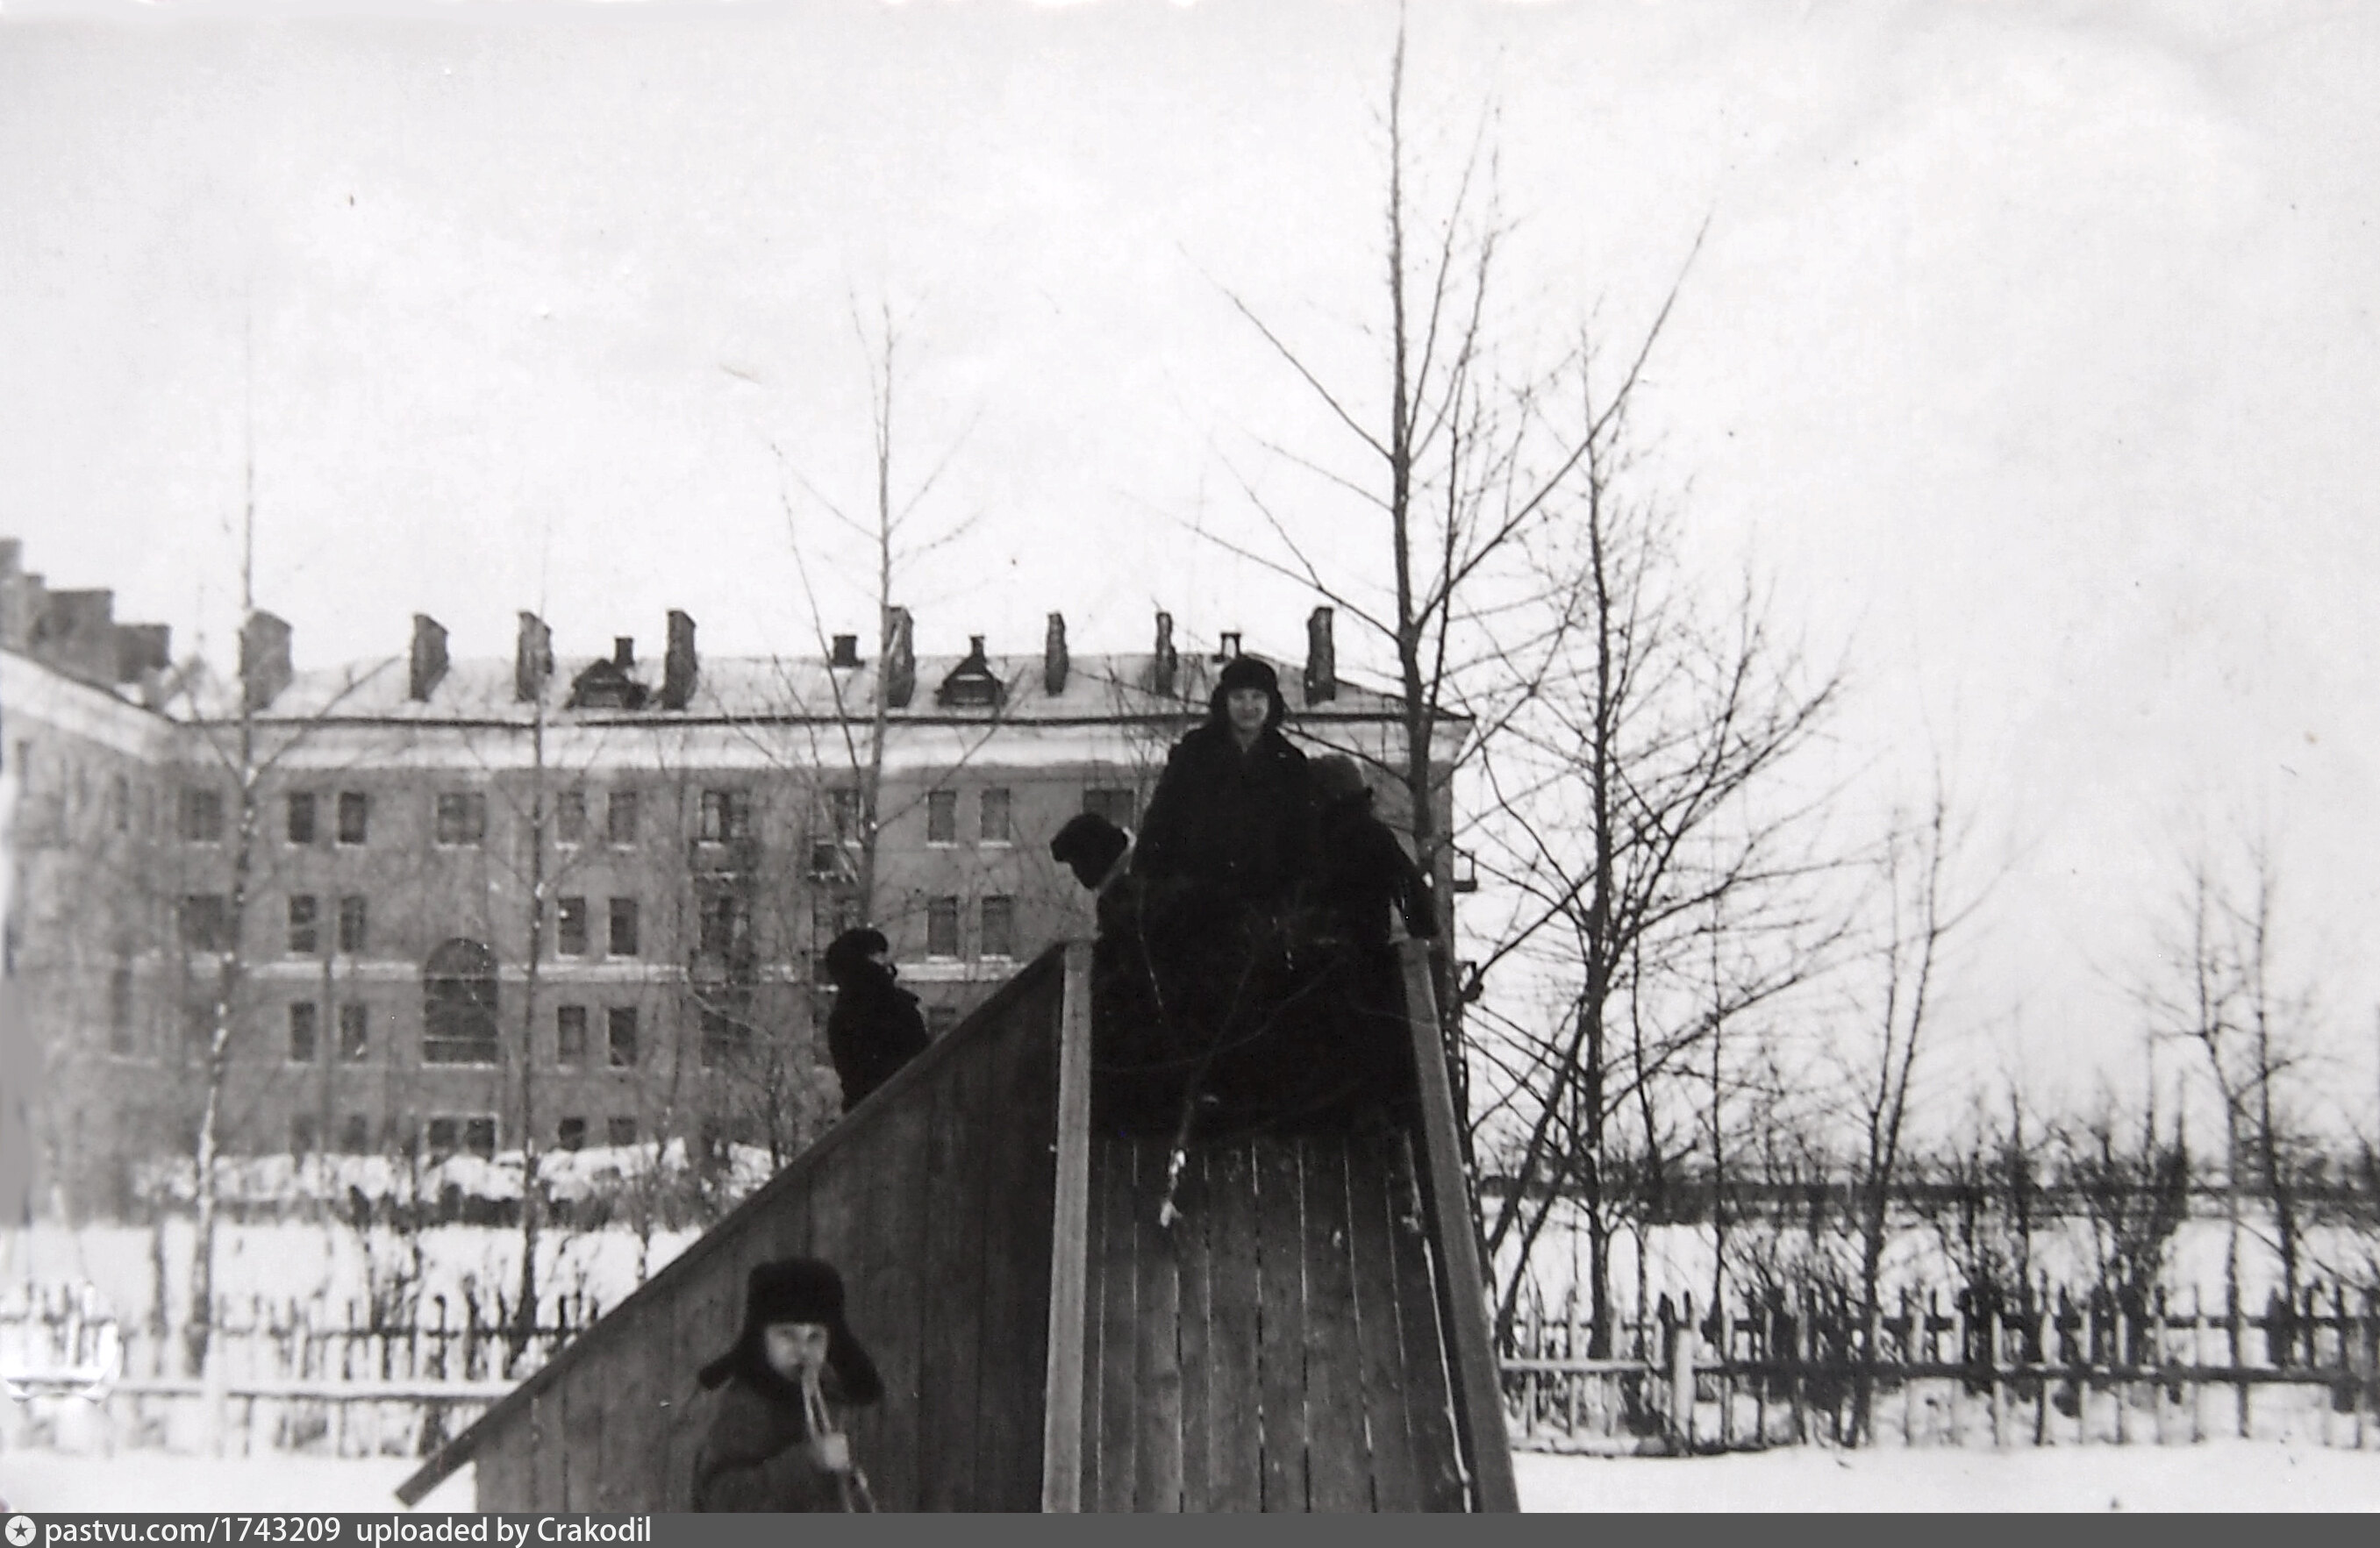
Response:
[[0, 1283, 596, 1458], [1501, 1281, 2380, 1453]]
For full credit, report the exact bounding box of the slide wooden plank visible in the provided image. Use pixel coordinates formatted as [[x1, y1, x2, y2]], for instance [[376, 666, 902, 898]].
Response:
[[1345, 1131, 1423, 1511], [1254, 1137, 1310, 1511], [1385, 1132, 1468, 1512], [919, 1051, 990, 1511], [1174, 1147, 1214, 1512], [1133, 1137, 1185, 1511], [1204, 1142, 1263, 1511], [1094, 1138, 1140, 1512], [1300, 1135, 1372, 1511]]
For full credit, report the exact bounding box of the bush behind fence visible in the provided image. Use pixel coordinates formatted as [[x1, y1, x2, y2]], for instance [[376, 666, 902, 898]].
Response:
[[1502, 1278, 2380, 1453]]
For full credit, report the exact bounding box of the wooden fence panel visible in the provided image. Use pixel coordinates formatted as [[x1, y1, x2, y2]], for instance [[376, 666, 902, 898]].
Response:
[[1498, 1282, 2380, 1455]]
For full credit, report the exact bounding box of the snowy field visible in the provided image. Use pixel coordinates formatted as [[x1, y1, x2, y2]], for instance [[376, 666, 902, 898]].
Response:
[[0, 1445, 2371, 1513]]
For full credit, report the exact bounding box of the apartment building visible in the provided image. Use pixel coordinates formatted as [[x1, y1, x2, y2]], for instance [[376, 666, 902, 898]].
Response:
[[1, 539, 1461, 1220]]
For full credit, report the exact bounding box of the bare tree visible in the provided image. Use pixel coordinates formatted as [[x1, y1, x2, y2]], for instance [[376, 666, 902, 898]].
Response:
[[2057, 1078, 2191, 1356], [1204, 12, 1709, 1152], [1454, 378, 1849, 1349], [2138, 831, 2318, 1358], [763, 297, 980, 929], [1828, 781, 1983, 1443], [162, 550, 386, 1395]]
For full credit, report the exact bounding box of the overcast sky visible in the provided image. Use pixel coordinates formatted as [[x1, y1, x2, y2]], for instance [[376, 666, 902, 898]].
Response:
[[4, 0, 2376, 1123]]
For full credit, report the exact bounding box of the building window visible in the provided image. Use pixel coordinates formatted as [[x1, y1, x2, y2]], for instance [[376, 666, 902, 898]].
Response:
[[701, 1000, 751, 1070], [926, 897, 961, 959], [178, 788, 225, 844], [184, 1002, 214, 1064], [980, 895, 1016, 959], [823, 787, 861, 841], [926, 790, 957, 845], [699, 788, 752, 843], [426, 1116, 497, 1160], [339, 1003, 369, 1062], [338, 895, 368, 954], [606, 1116, 639, 1147], [434, 792, 487, 847], [108, 967, 135, 1057], [608, 898, 639, 957], [286, 1002, 319, 1063], [700, 893, 749, 958], [336, 791, 369, 845], [421, 938, 499, 1065], [286, 792, 317, 845], [607, 1007, 639, 1068], [557, 897, 589, 957], [554, 790, 587, 846], [926, 1003, 960, 1038], [557, 1116, 587, 1152], [606, 789, 640, 846], [287, 895, 318, 956], [339, 1115, 371, 1154], [289, 1115, 318, 1156], [556, 1005, 588, 1067], [981, 788, 1012, 845], [1083, 787, 1137, 828], [179, 895, 232, 953]]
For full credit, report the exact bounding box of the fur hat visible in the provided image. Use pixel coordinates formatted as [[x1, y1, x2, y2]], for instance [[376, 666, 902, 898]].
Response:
[[1208, 654, 1287, 730], [821, 927, 890, 986], [697, 1258, 884, 1403], [1311, 753, 1371, 807], [1050, 811, 1130, 889]]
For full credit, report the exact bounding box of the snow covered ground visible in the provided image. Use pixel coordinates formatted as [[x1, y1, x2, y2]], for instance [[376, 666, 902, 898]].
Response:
[[0, 1444, 2370, 1513]]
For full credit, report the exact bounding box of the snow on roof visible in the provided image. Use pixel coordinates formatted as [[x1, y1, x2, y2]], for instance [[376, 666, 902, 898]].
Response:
[[189, 649, 1447, 729]]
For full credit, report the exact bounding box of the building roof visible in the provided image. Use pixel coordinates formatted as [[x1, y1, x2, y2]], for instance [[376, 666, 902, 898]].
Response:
[[188, 648, 1455, 733]]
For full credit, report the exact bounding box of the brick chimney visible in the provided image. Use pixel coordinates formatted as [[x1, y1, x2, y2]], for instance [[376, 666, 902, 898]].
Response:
[[612, 636, 635, 668], [662, 610, 697, 710], [116, 624, 171, 684], [1151, 610, 1177, 697], [1043, 612, 1068, 696], [883, 606, 916, 709], [239, 610, 293, 712], [1304, 605, 1336, 704], [515, 611, 554, 703], [409, 614, 448, 702], [1214, 631, 1241, 662], [830, 634, 861, 668]]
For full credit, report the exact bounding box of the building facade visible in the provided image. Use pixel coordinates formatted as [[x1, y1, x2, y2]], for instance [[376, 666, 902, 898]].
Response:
[[2, 539, 1462, 1222]]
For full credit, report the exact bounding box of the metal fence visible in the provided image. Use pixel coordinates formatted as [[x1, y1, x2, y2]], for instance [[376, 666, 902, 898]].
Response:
[[0, 1281, 595, 1458], [1501, 1280, 2380, 1453]]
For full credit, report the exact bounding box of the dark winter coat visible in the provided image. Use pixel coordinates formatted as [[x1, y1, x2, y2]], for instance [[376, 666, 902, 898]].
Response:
[[1314, 792, 1438, 948], [824, 964, 929, 1114], [1133, 721, 1317, 914], [691, 1370, 850, 1513]]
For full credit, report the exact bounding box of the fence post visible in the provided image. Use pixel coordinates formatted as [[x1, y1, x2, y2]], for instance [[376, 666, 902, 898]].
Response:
[[1987, 1300, 2007, 1451], [2229, 1285, 2248, 1440], [1718, 1297, 1735, 1450], [1669, 1291, 1697, 1453]]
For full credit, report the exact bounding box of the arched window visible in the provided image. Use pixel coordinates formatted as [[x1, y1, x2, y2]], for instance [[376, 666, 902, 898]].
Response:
[[422, 938, 498, 1065]]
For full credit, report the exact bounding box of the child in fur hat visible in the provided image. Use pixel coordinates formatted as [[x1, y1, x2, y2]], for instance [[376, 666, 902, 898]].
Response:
[[692, 1258, 885, 1512], [822, 926, 930, 1114]]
